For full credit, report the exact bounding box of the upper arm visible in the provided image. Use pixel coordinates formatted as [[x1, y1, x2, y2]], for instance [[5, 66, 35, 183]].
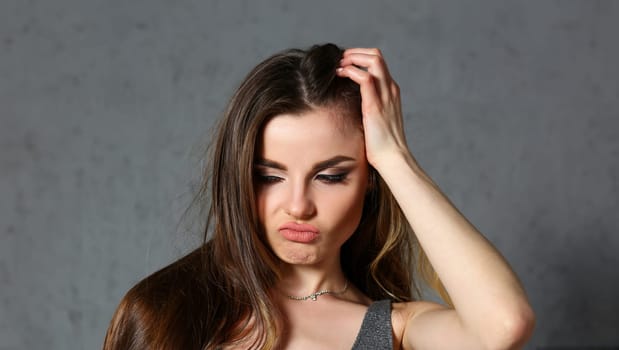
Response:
[[401, 301, 483, 350], [401, 301, 534, 350]]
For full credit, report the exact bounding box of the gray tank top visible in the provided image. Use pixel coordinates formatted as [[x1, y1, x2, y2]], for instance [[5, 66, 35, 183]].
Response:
[[351, 299, 393, 350]]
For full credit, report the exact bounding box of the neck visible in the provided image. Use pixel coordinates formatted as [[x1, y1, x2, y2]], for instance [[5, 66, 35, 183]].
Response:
[[276, 257, 347, 297]]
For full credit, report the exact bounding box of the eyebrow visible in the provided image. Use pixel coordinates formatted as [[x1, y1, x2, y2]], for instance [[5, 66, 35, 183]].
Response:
[[255, 155, 356, 172]]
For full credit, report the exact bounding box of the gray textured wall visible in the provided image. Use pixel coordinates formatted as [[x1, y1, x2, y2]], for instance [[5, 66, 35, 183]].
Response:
[[1, 1, 618, 349]]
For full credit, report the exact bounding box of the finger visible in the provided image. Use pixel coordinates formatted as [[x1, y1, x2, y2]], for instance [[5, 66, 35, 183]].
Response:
[[340, 53, 393, 101], [341, 48, 387, 73], [339, 53, 390, 79], [342, 48, 384, 57], [336, 65, 382, 114]]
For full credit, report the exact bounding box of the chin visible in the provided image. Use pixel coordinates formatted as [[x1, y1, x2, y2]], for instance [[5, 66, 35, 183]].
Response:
[[278, 249, 319, 265]]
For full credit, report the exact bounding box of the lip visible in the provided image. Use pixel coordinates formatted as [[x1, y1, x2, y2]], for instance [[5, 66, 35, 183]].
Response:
[[278, 222, 319, 243]]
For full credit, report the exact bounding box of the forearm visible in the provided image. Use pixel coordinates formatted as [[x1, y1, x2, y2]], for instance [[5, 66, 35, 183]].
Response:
[[375, 151, 534, 345]]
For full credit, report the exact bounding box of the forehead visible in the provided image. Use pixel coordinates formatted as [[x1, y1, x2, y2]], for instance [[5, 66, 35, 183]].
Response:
[[257, 108, 365, 163]]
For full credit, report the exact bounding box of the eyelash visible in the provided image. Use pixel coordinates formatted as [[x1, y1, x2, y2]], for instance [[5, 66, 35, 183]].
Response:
[[316, 173, 348, 184], [256, 173, 348, 184], [257, 175, 283, 184]]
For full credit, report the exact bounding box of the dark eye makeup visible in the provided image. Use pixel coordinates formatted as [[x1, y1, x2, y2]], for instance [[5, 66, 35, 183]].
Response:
[[256, 174, 283, 184], [316, 173, 348, 184], [254, 171, 349, 185]]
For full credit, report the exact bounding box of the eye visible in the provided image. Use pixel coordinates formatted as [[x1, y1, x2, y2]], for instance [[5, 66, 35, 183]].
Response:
[[316, 173, 348, 184], [256, 174, 283, 184]]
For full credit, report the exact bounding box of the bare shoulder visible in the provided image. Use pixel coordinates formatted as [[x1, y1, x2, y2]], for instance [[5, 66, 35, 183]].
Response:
[[391, 300, 444, 320], [391, 300, 524, 350], [391, 300, 453, 350]]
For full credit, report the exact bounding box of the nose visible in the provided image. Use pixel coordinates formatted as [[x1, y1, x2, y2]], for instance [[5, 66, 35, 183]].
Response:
[[284, 181, 316, 219]]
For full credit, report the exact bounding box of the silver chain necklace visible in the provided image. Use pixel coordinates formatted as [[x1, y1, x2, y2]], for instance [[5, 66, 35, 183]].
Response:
[[286, 281, 349, 301]]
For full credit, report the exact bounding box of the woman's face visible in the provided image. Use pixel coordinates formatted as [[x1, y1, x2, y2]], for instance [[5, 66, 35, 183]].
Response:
[[255, 108, 369, 268]]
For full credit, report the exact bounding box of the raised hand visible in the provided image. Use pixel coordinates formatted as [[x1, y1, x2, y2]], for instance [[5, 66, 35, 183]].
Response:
[[336, 48, 412, 169], [337, 49, 535, 350]]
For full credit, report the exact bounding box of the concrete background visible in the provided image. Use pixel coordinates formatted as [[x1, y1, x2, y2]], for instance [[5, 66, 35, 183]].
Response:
[[1, 1, 618, 349]]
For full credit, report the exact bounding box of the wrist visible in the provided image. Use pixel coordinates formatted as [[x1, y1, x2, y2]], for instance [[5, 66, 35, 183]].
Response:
[[370, 149, 438, 189], [370, 148, 418, 174]]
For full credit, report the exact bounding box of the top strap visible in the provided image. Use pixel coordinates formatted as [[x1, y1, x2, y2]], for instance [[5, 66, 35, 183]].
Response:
[[351, 299, 393, 350]]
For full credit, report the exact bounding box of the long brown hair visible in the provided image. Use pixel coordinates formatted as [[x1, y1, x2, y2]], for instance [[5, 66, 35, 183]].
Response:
[[103, 43, 450, 350]]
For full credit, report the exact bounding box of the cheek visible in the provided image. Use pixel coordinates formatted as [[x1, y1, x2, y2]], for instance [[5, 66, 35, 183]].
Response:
[[320, 185, 367, 233], [255, 187, 271, 226], [255, 185, 286, 228]]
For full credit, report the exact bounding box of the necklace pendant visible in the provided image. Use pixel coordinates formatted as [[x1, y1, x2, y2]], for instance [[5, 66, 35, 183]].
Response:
[[286, 280, 349, 302]]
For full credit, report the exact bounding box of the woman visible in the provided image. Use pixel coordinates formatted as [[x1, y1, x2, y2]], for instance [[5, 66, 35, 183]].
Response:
[[103, 43, 535, 349]]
